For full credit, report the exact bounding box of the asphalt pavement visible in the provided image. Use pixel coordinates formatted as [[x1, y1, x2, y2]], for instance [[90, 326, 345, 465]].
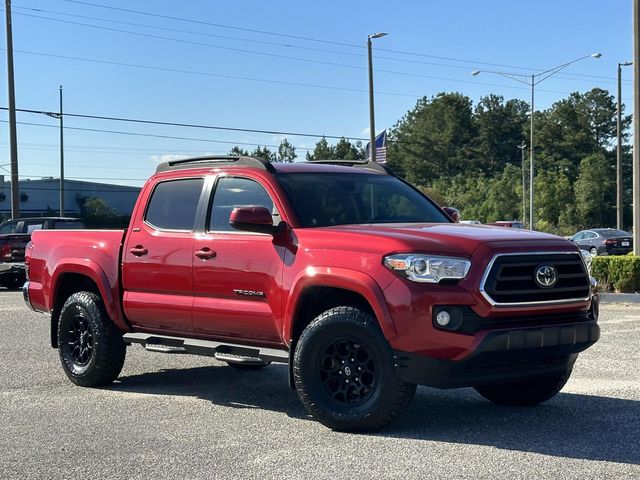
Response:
[[1, 290, 638, 479]]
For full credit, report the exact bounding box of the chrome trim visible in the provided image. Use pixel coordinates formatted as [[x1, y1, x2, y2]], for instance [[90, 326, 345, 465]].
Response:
[[22, 281, 36, 312], [479, 251, 591, 307]]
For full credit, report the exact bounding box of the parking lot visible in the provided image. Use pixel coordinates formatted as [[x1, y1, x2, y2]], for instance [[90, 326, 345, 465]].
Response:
[[1, 289, 638, 479]]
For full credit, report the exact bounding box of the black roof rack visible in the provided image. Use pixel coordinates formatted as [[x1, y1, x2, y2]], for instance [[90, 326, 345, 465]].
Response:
[[156, 155, 276, 174], [304, 160, 392, 175]]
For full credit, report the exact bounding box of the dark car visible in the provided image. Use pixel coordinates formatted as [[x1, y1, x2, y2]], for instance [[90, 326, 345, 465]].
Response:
[[570, 228, 633, 256], [0, 217, 85, 289]]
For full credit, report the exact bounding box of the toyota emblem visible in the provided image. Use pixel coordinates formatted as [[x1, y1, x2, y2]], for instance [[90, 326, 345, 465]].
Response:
[[535, 265, 558, 288]]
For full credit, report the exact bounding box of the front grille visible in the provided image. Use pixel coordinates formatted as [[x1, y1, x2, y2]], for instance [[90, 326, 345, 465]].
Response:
[[455, 308, 592, 334], [481, 253, 590, 305]]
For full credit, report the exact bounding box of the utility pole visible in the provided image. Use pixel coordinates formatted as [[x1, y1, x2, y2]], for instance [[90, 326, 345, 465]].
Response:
[[618, 62, 632, 230], [59, 85, 64, 217], [517, 142, 527, 227], [634, 0, 640, 254], [4, 0, 19, 219]]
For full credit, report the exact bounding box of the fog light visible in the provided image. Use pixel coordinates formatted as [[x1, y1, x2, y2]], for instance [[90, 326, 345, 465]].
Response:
[[436, 311, 451, 326]]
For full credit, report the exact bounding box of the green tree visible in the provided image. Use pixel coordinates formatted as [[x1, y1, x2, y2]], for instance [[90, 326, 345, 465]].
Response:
[[474, 94, 528, 175], [276, 138, 297, 162], [334, 137, 365, 160], [306, 136, 335, 160], [251, 146, 276, 162], [574, 153, 615, 228], [228, 146, 249, 156], [387, 93, 476, 184], [79, 197, 129, 228]]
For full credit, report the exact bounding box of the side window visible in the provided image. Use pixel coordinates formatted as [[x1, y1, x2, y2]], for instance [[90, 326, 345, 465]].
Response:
[[586, 232, 597, 240], [145, 178, 204, 231], [0, 220, 17, 234], [209, 177, 278, 232], [572, 232, 584, 241]]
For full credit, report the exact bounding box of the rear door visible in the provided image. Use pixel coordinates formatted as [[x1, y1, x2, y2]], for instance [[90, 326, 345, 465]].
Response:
[[192, 175, 285, 342], [122, 177, 205, 333]]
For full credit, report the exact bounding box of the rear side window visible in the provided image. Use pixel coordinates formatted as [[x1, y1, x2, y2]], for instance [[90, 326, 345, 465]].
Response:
[[209, 177, 278, 232], [53, 220, 85, 229], [0, 221, 18, 234], [145, 178, 204, 231]]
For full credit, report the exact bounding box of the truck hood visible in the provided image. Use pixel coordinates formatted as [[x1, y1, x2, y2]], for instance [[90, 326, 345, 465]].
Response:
[[316, 223, 573, 256]]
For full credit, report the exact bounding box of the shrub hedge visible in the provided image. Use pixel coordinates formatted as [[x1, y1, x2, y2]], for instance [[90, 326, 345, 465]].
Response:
[[591, 255, 640, 293]]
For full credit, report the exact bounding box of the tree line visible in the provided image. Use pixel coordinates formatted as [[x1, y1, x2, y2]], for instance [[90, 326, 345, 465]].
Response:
[[227, 87, 631, 235]]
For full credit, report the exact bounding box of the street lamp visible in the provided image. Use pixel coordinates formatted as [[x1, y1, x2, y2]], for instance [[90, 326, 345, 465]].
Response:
[[617, 61, 633, 230], [472, 53, 602, 230], [367, 32, 388, 162]]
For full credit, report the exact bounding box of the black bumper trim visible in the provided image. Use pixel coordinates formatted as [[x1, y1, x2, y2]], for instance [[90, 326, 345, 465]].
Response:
[[394, 321, 599, 389]]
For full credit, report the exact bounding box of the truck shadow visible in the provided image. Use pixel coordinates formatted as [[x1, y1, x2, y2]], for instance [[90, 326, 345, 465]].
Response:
[[112, 364, 639, 465]]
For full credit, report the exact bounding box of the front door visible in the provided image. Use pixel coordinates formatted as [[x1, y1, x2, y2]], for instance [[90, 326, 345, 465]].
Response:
[[192, 176, 285, 343]]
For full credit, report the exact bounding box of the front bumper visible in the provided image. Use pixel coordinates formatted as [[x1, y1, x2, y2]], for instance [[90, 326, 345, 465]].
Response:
[[394, 320, 599, 388]]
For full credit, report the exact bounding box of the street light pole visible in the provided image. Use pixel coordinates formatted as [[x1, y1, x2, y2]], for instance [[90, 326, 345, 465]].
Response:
[[529, 74, 535, 230], [367, 32, 387, 162], [4, 0, 19, 219], [617, 62, 632, 230], [59, 85, 64, 217], [471, 53, 602, 231], [517, 142, 527, 227]]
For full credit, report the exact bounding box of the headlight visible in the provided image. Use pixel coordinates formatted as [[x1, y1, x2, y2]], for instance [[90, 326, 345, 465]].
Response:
[[384, 254, 471, 283]]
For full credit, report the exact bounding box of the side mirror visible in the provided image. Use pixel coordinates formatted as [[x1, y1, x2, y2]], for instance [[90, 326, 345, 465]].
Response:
[[229, 206, 275, 234], [443, 206, 460, 223]]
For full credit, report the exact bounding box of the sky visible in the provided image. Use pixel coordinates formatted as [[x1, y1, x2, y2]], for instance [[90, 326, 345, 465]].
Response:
[[0, 0, 634, 187]]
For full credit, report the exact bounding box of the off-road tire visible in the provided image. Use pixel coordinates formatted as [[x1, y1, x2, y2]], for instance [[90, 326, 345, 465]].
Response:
[[57, 292, 126, 387], [474, 369, 572, 406], [293, 306, 416, 432]]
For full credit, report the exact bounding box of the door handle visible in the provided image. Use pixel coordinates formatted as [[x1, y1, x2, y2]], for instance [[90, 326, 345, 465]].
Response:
[[195, 248, 216, 260], [129, 245, 148, 257]]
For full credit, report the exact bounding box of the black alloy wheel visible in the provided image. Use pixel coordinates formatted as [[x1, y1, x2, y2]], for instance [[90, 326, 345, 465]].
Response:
[[317, 337, 378, 406]]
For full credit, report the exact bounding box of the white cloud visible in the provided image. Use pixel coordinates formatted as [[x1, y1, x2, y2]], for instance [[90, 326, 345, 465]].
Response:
[[149, 154, 189, 164]]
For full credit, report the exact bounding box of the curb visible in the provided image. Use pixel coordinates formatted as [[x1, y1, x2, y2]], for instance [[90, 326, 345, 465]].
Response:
[[599, 293, 640, 304]]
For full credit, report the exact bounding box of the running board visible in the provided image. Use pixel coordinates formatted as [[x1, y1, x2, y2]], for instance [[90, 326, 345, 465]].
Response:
[[123, 332, 289, 364]]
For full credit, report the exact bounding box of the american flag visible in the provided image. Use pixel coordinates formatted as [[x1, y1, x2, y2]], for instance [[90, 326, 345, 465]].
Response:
[[366, 130, 387, 163]]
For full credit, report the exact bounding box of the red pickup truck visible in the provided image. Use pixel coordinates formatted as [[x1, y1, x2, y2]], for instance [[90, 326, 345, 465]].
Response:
[[23, 157, 599, 431]]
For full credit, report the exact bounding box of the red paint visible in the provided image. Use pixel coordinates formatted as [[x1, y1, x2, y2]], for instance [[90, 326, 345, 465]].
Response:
[[25, 162, 595, 362]]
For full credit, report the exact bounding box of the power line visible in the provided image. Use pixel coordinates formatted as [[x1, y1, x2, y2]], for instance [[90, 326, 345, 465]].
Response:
[[13, 5, 624, 85], [1, 106, 367, 141], [53, 0, 618, 83], [14, 12, 581, 94]]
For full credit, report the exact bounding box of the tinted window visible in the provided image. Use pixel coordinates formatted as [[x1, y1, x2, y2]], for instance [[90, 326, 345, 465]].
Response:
[[598, 229, 630, 238], [585, 232, 598, 239], [277, 173, 449, 227], [145, 178, 204, 230], [209, 177, 278, 232], [0, 220, 17, 234], [54, 220, 85, 229]]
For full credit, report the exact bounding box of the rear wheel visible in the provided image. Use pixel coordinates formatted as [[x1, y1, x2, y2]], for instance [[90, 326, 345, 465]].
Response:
[[293, 306, 416, 431], [57, 292, 126, 387], [474, 369, 572, 406]]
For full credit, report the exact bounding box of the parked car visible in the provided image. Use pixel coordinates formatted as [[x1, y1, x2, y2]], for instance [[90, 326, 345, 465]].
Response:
[[460, 220, 481, 225], [570, 228, 633, 256], [488, 220, 526, 229], [24, 156, 599, 431], [0, 217, 84, 289]]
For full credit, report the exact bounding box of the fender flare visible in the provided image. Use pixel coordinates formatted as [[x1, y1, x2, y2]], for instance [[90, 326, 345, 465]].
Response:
[[48, 259, 129, 332], [283, 267, 397, 344]]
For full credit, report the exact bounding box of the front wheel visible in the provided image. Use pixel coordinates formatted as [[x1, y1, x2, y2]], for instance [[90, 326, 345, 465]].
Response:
[[589, 247, 598, 257], [293, 306, 416, 431], [57, 292, 126, 387], [474, 369, 572, 406]]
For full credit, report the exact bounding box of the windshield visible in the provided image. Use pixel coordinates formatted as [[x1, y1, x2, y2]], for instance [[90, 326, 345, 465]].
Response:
[[598, 229, 630, 238], [0, 221, 17, 234], [277, 173, 450, 227]]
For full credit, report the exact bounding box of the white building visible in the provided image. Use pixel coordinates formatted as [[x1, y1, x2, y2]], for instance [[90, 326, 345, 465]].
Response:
[[0, 176, 140, 220]]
